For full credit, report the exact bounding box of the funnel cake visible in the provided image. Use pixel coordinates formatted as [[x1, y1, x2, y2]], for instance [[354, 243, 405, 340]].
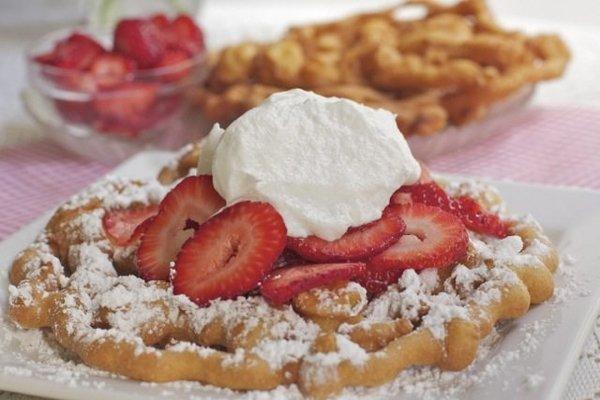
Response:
[[196, 0, 569, 136], [7, 147, 558, 399]]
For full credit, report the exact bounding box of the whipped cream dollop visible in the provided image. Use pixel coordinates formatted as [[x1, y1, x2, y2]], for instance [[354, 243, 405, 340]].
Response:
[[197, 89, 420, 240]]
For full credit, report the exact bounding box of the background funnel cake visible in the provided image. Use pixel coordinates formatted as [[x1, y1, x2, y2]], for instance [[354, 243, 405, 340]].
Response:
[[195, 0, 569, 137]]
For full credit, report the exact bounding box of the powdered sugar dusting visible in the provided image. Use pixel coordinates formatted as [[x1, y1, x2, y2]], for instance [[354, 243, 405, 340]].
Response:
[[0, 173, 584, 399], [62, 176, 168, 211]]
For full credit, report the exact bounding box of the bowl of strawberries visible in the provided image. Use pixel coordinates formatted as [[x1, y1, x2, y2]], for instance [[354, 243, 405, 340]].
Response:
[[25, 13, 207, 162]]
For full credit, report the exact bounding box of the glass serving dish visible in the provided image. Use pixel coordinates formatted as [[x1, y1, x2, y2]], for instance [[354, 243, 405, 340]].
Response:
[[23, 27, 208, 164]]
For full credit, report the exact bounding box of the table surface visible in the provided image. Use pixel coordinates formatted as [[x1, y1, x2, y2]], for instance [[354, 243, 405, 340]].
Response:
[[1, 1, 600, 399]]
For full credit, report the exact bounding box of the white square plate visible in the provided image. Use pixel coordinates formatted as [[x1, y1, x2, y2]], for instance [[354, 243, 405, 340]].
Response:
[[1, 151, 600, 400]]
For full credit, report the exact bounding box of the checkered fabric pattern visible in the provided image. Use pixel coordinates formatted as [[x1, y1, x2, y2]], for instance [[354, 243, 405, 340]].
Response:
[[0, 141, 110, 239], [429, 107, 600, 189]]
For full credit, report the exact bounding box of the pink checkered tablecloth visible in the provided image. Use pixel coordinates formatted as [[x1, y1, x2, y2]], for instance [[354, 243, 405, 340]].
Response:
[[1, 106, 599, 240]]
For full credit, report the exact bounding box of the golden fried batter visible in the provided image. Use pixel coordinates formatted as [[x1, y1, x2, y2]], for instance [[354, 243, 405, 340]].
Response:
[[196, 0, 569, 136]]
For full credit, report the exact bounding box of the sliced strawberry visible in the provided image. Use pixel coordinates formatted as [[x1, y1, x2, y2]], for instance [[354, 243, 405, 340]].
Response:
[[173, 201, 287, 306], [354, 268, 402, 296], [396, 182, 510, 237], [273, 250, 308, 269], [53, 33, 105, 70], [137, 175, 225, 281], [261, 262, 366, 305], [389, 162, 431, 205], [368, 203, 468, 272], [102, 204, 159, 246], [165, 14, 205, 56], [393, 182, 456, 210], [287, 207, 405, 263], [129, 215, 156, 243], [90, 53, 136, 87], [156, 49, 192, 82], [453, 195, 511, 238], [59, 71, 98, 92], [93, 82, 158, 128], [114, 19, 166, 68]]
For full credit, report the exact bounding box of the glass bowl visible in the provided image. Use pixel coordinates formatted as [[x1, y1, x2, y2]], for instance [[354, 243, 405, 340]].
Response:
[[24, 27, 209, 163]]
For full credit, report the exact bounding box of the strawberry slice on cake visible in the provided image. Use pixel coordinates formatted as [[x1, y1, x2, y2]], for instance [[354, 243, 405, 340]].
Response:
[[360, 203, 469, 294], [392, 182, 511, 238], [261, 262, 366, 305], [287, 206, 405, 262], [137, 175, 225, 281], [173, 201, 287, 305], [102, 204, 158, 246]]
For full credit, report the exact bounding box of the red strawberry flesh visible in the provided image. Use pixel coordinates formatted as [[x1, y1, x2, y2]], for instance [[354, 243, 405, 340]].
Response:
[[368, 203, 468, 272], [395, 182, 510, 238], [52, 33, 105, 70], [261, 262, 367, 305], [137, 175, 225, 281], [114, 19, 166, 68], [166, 14, 204, 56], [454, 195, 511, 238], [93, 82, 158, 131], [173, 201, 287, 306], [150, 13, 170, 30], [90, 53, 136, 87], [102, 204, 158, 246], [354, 268, 403, 296], [156, 49, 192, 82], [287, 207, 405, 262], [129, 215, 156, 244]]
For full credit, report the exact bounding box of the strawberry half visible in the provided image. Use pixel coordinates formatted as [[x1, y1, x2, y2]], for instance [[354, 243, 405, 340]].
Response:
[[150, 13, 170, 30], [368, 203, 468, 272], [137, 175, 225, 281], [102, 204, 159, 246], [52, 33, 105, 70], [392, 182, 510, 238], [114, 19, 166, 68], [156, 49, 192, 82], [93, 82, 158, 129], [90, 53, 136, 87], [261, 262, 367, 305], [165, 14, 205, 56], [287, 207, 405, 263], [173, 201, 287, 306]]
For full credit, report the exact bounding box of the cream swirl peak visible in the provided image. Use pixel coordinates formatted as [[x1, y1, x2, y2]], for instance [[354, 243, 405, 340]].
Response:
[[197, 89, 420, 240]]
